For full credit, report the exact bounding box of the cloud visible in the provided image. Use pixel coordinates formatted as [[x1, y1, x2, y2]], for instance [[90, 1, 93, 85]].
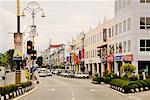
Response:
[[0, 1, 114, 53]]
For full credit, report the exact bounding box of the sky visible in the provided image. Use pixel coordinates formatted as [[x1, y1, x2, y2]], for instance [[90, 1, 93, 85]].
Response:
[[0, 0, 114, 54]]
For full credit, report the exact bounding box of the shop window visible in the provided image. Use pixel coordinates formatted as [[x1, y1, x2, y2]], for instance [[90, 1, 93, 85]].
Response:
[[140, 39, 150, 51]]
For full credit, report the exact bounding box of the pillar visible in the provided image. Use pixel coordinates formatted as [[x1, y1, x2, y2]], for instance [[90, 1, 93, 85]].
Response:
[[132, 61, 138, 75], [101, 63, 105, 77], [108, 63, 111, 74]]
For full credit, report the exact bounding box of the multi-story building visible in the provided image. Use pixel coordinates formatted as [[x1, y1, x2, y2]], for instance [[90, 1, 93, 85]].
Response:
[[71, 32, 85, 73], [84, 19, 115, 76], [114, 0, 150, 76], [49, 44, 66, 69]]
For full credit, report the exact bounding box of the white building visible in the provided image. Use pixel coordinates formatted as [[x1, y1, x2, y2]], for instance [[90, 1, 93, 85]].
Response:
[[114, 0, 150, 76], [84, 19, 115, 76]]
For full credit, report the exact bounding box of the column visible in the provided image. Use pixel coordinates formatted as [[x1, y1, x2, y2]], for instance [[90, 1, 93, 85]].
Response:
[[101, 63, 105, 77], [114, 62, 118, 74], [108, 62, 111, 74], [97, 63, 99, 75], [132, 61, 138, 75]]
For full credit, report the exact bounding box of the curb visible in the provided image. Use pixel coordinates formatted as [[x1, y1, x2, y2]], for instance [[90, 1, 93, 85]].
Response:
[[0, 85, 34, 100]]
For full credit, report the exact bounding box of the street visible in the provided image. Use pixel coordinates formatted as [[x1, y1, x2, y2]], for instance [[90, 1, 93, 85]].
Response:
[[15, 75, 137, 100]]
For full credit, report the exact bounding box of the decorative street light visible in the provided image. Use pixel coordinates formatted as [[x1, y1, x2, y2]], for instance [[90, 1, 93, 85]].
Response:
[[22, 1, 45, 80], [22, 1, 45, 40]]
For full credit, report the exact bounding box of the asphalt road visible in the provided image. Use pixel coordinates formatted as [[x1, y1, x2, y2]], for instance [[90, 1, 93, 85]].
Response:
[[15, 75, 148, 100]]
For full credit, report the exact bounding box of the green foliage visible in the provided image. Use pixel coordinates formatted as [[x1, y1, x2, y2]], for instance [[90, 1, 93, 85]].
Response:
[[129, 75, 138, 81], [0, 81, 32, 96], [110, 79, 150, 93], [92, 73, 104, 84], [103, 76, 111, 84], [0, 49, 15, 69], [121, 63, 136, 79], [36, 56, 43, 66]]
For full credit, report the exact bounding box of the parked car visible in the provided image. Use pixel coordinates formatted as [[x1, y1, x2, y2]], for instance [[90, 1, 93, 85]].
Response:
[[46, 70, 52, 76], [68, 72, 75, 78], [75, 72, 89, 78], [39, 68, 47, 77], [39, 71, 47, 77]]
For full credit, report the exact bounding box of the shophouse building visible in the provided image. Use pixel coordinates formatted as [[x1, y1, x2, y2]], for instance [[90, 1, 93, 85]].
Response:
[[84, 19, 115, 76]]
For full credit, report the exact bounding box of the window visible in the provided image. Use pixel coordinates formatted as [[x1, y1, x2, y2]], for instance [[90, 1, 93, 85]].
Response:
[[141, 0, 145, 3], [119, 42, 122, 53], [123, 0, 126, 8], [127, 0, 131, 5], [112, 26, 114, 37], [123, 41, 126, 53], [128, 40, 131, 52], [140, 40, 150, 51], [115, 1, 119, 13], [109, 28, 111, 38], [123, 20, 126, 32], [141, 0, 150, 3], [119, 0, 122, 9], [116, 43, 118, 53], [119, 22, 122, 34], [116, 24, 118, 35], [127, 18, 131, 31], [140, 17, 150, 29]]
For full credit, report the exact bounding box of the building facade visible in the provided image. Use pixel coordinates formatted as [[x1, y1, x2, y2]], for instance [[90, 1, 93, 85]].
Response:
[[114, 0, 150, 76], [84, 19, 115, 76]]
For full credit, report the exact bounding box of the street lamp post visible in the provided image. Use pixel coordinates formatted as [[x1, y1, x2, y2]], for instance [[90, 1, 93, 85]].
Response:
[[22, 1, 45, 80]]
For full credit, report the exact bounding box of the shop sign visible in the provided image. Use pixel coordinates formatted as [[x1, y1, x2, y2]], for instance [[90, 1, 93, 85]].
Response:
[[107, 55, 114, 62], [123, 54, 133, 61], [115, 55, 123, 61]]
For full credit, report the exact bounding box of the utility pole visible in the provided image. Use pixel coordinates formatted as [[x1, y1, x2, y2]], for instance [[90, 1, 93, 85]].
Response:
[[15, 0, 21, 84]]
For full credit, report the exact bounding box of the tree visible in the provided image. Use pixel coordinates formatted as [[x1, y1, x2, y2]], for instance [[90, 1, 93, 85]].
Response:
[[36, 56, 43, 67], [121, 63, 136, 79], [0, 49, 15, 69]]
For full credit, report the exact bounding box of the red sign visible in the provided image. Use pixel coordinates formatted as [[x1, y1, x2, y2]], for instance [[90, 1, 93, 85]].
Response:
[[123, 54, 133, 61], [82, 48, 84, 58], [107, 55, 114, 62]]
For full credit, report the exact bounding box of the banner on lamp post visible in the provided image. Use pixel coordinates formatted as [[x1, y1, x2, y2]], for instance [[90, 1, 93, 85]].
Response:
[[13, 33, 22, 60]]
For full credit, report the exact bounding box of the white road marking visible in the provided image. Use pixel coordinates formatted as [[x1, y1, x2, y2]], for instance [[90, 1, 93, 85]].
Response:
[[50, 88, 55, 91], [128, 95, 141, 100], [90, 89, 96, 92], [13, 87, 38, 100]]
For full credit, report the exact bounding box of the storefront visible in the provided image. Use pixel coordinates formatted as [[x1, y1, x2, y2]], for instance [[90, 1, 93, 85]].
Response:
[[138, 61, 150, 76], [107, 55, 114, 74], [115, 55, 123, 77]]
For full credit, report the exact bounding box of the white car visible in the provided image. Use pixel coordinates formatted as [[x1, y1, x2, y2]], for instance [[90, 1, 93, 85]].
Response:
[[46, 70, 52, 76], [75, 72, 89, 78], [39, 71, 47, 77]]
